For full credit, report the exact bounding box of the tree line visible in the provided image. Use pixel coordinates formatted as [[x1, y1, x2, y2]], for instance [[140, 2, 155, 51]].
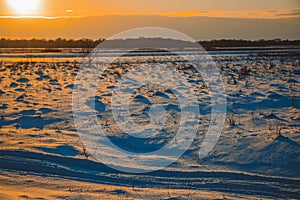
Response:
[[0, 38, 299, 48], [199, 39, 300, 48], [0, 38, 104, 48]]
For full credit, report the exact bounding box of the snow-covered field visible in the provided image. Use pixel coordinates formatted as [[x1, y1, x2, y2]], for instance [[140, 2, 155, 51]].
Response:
[[0, 52, 299, 199]]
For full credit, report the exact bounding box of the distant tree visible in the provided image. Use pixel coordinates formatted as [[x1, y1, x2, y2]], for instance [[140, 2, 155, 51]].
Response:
[[0, 38, 299, 48]]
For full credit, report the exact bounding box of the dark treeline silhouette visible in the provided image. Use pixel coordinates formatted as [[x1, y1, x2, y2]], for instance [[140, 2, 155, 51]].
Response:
[[199, 39, 300, 49], [0, 38, 299, 49], [0, 38, 104, 48]]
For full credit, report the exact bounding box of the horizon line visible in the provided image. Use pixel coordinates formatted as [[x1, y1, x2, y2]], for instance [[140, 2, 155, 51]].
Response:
[[1, 37, 299, 41], [1, 14, 300, 20]]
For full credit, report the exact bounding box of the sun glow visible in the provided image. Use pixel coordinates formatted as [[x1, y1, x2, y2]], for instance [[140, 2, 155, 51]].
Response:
[[7, 0, 41, 15]]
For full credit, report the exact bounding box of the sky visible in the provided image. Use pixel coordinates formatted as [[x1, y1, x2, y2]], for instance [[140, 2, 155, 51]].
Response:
[[0, 0, 299, 39], [1, 0, 300, 18]]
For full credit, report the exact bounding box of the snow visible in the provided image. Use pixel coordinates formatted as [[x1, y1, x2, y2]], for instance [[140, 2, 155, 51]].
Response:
[[0, 52, 299, 199]]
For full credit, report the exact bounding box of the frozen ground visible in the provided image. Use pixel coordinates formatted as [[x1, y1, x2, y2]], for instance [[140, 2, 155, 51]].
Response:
[[0, 52, 299, 199]]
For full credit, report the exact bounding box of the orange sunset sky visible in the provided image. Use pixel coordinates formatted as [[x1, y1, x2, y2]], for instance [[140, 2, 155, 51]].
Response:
[[0, 0, 299, 40]]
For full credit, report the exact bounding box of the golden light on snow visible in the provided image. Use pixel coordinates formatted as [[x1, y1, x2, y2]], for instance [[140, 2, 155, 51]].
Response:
[[7, 0, 41, 15]]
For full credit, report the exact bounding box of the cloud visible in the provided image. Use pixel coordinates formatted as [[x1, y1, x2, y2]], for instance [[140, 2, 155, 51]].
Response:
[[1, 8, 299, 19], [1, 15, 299, 40], [163, 9, 300, 19], [272, 9, 300, 17], [0, 15, 80, 19]]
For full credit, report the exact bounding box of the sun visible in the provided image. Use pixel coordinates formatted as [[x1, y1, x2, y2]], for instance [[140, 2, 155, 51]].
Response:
[[7, 0, 41, 15]]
